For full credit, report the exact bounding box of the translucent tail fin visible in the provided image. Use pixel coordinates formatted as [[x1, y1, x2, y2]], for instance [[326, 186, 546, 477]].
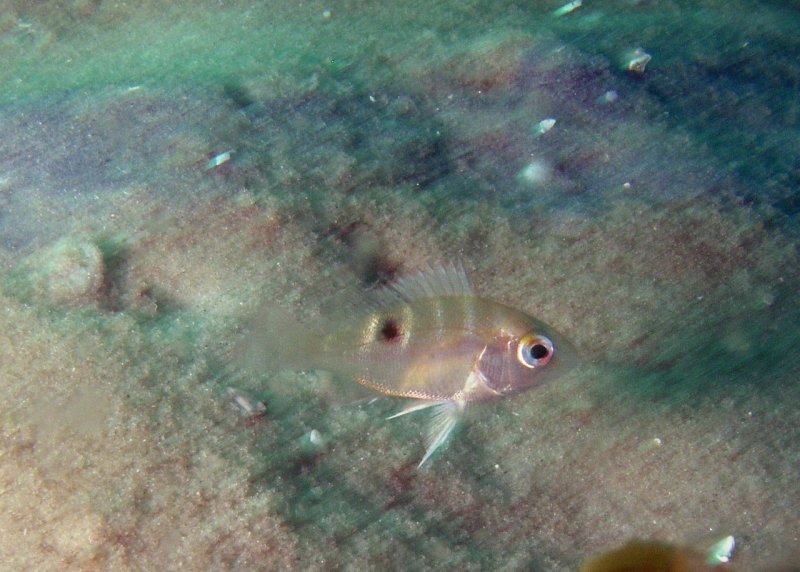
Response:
[[234, 304, 316, 375]]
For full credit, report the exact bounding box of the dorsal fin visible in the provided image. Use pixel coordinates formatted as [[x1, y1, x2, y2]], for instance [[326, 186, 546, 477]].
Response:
[[380, 263, 473, 305]]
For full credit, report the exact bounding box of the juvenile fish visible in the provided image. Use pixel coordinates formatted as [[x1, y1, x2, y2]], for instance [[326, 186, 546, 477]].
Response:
[[242, 264, 575, 467]]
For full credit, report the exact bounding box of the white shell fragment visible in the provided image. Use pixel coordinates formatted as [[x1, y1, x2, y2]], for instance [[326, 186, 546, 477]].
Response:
[[225, 387, 266, 417], [626, 48, 652, 74], [308, 429, 325, 447], [552, 0, 582, 17], [298, 429, 327, 456], [705, 535, 735, 565], [533, 118, 556, 137], [205, 150, 233, 171]]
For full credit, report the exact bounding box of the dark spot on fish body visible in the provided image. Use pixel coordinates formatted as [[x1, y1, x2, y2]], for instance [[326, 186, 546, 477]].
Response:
[[380, 318, 402, 342]]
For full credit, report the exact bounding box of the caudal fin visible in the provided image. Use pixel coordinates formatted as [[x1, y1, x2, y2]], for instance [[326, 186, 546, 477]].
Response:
[[234, 304, 315, 375]]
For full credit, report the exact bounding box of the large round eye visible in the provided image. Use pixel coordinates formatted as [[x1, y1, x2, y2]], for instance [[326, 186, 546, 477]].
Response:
[[517, 334, 554, 368]]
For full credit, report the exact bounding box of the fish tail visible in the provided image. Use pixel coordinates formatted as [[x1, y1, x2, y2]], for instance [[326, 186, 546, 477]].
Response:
[[234, 304, 318, 374]]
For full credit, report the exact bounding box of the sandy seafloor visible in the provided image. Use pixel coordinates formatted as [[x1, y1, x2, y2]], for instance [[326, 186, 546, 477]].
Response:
[[0, 1, 798, 570]]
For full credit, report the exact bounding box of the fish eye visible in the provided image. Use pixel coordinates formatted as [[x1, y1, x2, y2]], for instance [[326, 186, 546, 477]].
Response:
[[517, 334, 554, 368]]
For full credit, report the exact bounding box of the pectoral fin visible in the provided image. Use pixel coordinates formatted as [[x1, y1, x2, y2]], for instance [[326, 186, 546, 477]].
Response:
[[419, 401, 464, 467], [386, 400, 443, 419]]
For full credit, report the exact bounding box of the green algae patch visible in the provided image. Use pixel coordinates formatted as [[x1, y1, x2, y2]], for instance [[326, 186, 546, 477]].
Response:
[[0, 2, 310, 102], [0, 0, 515, 103]]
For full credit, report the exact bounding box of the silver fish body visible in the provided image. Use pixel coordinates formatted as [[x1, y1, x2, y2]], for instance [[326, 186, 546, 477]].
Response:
[[321, 295, 568, 403], [246, 265, 575, 467]]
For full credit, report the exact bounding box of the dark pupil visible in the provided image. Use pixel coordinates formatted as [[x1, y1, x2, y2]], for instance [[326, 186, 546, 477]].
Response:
[[380, 319, 401, 341], [530, 344, 549, 359]]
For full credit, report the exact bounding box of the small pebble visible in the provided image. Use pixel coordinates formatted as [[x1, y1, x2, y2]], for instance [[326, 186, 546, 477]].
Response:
[[37, 238, 105, 306], [298, 428, 327, 456]]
